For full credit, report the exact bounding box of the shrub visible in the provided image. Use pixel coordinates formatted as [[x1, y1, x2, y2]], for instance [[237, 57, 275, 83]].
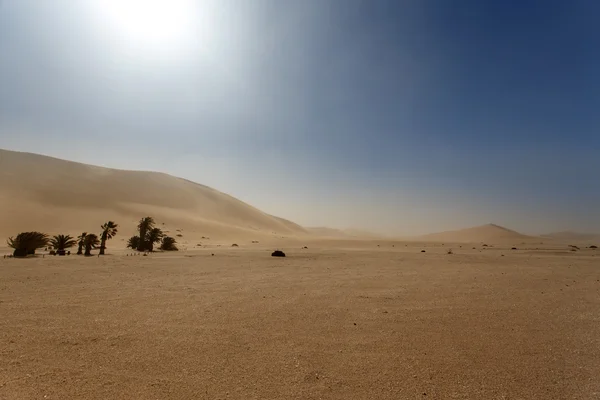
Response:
[[7, 232, 49, 257], [127, 236, 141, 250], [50, 234, 77, 253], [160, 236, 178, 251]]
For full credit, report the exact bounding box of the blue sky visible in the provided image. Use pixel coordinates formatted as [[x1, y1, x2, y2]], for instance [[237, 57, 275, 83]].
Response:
[[1, 0, 598, 235]]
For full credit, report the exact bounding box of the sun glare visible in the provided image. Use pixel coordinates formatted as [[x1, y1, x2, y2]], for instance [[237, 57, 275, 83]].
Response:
[[92, 0, 197, 53]]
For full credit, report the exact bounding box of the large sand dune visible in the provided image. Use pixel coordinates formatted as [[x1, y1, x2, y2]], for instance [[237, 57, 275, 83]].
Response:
[[0, 149, 307, 241], [416, 223, 539, 243]]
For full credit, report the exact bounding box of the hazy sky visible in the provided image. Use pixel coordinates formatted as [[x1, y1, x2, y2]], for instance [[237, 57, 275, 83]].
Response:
[[1, 0, 599, 235]]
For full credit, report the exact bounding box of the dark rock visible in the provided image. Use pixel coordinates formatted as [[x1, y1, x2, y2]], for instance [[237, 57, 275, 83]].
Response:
[[271, 250, 286, 257]]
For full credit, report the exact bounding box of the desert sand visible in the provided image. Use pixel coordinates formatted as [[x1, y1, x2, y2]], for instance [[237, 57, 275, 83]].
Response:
[[1, 149, 600, 399]]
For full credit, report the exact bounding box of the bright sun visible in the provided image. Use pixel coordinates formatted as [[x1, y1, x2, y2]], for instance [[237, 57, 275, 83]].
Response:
[[92, 0, 197, 52]]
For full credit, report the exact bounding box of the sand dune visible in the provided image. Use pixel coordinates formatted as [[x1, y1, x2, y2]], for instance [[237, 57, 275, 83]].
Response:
[[305, 227, 379, 239], [416, 223, 538, 243], [0, 149, 306, 241], [541, 231, 600, 244]]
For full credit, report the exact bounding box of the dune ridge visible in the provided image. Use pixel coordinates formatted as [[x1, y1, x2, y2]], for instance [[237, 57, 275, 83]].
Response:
[[0, 149, 306, 241], [415, 223, 539, 243]]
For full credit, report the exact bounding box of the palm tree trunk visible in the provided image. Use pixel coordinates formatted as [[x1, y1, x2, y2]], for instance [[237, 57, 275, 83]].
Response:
[[137, 228, 146, 252], [84, 244, 91, 256], [77, 243, 83, 255], [99, 237, 106, 255]]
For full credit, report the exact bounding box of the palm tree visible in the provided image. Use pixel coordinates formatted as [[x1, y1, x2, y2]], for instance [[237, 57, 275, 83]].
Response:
[[76, 232, 87, 255], [49, 234, 77, 255], [83, 233, 100, 256], [160, 236, 178, 251], [146, 227, 164, 252], [127, 235, 140, 250], [137, 217, 155, 252], [7, 232, 49, 257], [99, 221, 118, 255]]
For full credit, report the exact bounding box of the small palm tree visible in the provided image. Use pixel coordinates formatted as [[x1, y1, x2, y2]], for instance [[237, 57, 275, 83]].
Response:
[[7, 232, 49, 257], [137, 216, 155, 252], [146, 227, 164, 252], [160, 236, 178, 251], [76, 232, 87, 255], [127, 235, 141, 250], [83, 233, 100, 256], [49, 234, 77, 255], [99, 221, 118, 255]]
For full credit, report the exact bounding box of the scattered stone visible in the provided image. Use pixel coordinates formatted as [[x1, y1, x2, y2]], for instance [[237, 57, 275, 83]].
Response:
[[511, 247, 517, 250], [589, 245, 597, 249], [211, 253, 215, 256], [482, 244, 488, 247], [231, 244, 239, 247], [271, 250, 286, 257], [421, 250, 426, 253]]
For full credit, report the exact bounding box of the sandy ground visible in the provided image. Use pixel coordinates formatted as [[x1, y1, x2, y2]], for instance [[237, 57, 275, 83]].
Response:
[[1, 242, 599, 399]]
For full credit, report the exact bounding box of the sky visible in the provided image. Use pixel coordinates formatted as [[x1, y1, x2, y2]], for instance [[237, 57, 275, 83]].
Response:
[[0, 0, 599, 235]]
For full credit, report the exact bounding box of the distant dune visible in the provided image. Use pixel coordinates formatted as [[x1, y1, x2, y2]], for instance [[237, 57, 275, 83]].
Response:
[[541, 231, 600, 243], [0, 149, 307, 241], [416, 223, 538, 243], [305, 227, 382, 239]]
